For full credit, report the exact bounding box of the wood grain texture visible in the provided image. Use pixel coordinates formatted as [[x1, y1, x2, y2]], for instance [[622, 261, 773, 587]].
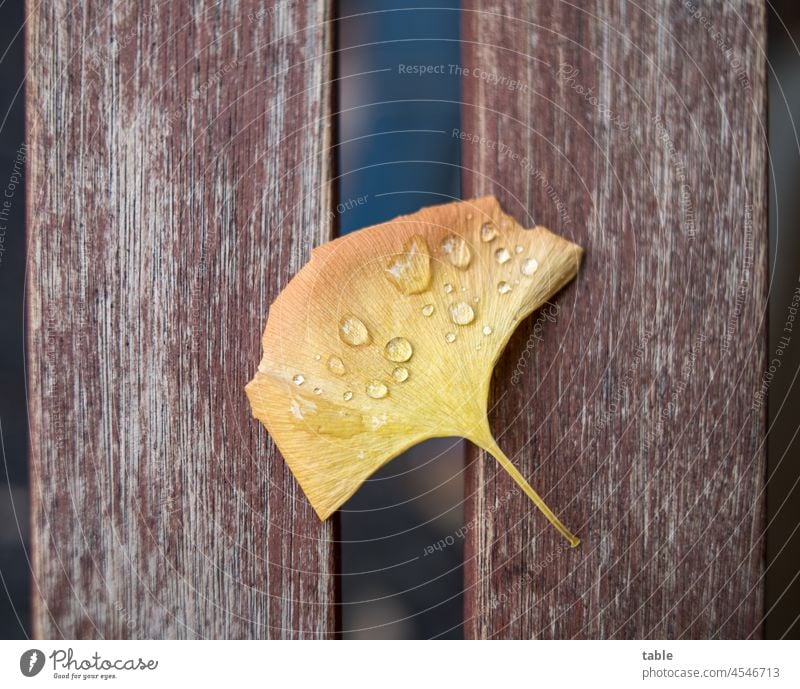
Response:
[[461, 0, 768, 638], [26, 0, 336, 638]]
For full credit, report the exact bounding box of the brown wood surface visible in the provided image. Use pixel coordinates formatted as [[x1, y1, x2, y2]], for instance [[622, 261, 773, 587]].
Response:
[[461, 1, 768, 638], [26, 0, 336, 638]]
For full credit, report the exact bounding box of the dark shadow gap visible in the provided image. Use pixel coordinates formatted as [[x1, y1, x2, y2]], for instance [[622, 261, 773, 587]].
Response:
[[333, 0, 464, 640]]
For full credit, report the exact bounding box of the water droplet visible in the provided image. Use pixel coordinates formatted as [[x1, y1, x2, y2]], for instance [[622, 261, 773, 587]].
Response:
[[422, 303, 435, 317], [327, 356, 346, 376], [466, 212, 473, 220], [385, 234, 431, 295], [449, 301, 475, 325], [313, 387, 322, 395], [392, 366, 409, 382], [366, 381, 388, 399], [292, 374, 305, 385], [445, 332, 457, 343], [495, 247, 511, 264], [482, 325, 493, 335], [521, 257, 539, 275], [480, 222, 498, 242], [515, 245, 524, 254], [343, 391, 353, 401], [291, 395, 365, 438], [476, 344, 482, 350], [384, 337, 413, 362], [339, 314, 371, 347], [314, 354, 321, 361], [473, 296, 480, 302], [443, 282, 454, 294], [290, 400, 305, 419], [498, 281, 512, 294], [441, 233, 472, 269]]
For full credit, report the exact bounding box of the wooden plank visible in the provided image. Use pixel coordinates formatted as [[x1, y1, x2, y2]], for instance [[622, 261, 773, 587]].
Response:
[[26, 0, 336, 638], [461, 0, 767, 638]]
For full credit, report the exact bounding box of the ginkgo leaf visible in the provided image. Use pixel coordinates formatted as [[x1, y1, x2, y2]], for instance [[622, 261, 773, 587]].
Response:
[[246, 196, 583, 545]]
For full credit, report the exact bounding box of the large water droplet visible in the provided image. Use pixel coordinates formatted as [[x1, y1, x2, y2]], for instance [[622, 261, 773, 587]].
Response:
[[292, 374, 305, 385], [443, 282, 454, 294], [385, 234, 432, 295], [495, 247, 511, 264], [422, 304, 435, 317], [449, 301, 475, 325], [366, 381, 389, 399], [482, 325, 493, 335], [384, 337, 413, 362], [521, 257, 539, 275], [445, 332, 457, 343], [343, 390, 353, 401], [327, 355, 346, 376], [498, 281, 512, 294], [392, 366, 409, 382], [441, 234, 472, 269], [339, 314, 371, 347], [480, 222, 498, 242]]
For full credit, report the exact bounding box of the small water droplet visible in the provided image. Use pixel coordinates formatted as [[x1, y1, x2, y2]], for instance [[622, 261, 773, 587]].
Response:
[[450, 301, 475, 325], [313, 387, 322, 395], [392, 366, 409, 382], [521, 257, 539, 275], [466, 212, 473, 220], [482, 325, 493, 335], [443, 282, 454, 294], [495, 247, 511, 264], [384, 337, 413, 362], [314, 354, 321, 361], [498, 281, 512, 294], [343, 391, 353, 401], [292, 374, 305, 385], [480, 222, 498, 242], [445, 332, 457, 343], [476, 344, 482, 350], [515, 245, 524, 254], [290, 400, 304, 419], [339, 314, 371, 346], [473, 296, 480, 302], [327, 356, 346, 376], [422, 304, 435, 317], [441, 233, 472, 269], [385, 234, 432, 295], [366, 381, 388, 399]]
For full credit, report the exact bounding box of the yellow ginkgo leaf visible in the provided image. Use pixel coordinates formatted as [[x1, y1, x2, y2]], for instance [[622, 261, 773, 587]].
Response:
[[246, 196, 583, 545]]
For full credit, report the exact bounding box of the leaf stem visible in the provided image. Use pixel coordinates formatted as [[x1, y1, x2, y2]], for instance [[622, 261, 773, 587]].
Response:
[[475, 435, 580, 548]]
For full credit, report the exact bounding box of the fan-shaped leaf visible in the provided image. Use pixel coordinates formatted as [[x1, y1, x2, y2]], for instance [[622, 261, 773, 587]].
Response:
[[246, 196, 583, 545]]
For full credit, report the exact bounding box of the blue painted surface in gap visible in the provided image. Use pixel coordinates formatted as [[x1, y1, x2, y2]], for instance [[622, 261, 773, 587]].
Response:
[[336, 1, 465, 639]]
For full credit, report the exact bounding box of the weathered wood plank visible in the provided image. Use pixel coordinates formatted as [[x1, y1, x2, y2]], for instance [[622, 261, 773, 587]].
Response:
[[26, 0, 336, 638], [461, 0, 767, 638]]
